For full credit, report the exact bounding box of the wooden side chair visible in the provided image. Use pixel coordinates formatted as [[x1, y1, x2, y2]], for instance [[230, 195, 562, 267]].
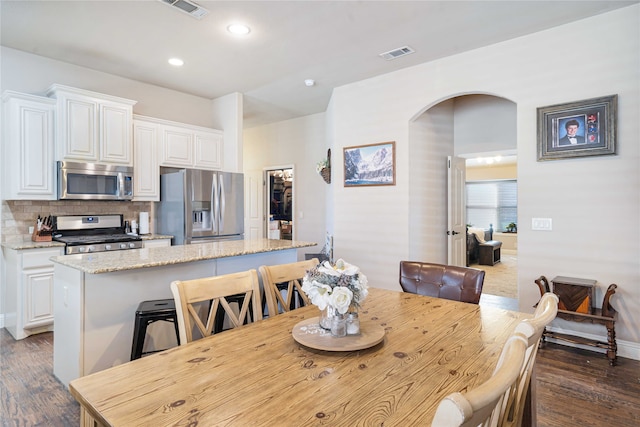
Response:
[[170, 269, 262, 344], [399, 261, 485, 304], [502, 292, 559, 427], [259, 258, 319, 317], [431, 334, 528, 426]]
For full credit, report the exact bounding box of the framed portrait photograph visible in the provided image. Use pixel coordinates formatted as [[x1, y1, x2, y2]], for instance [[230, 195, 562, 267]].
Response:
[[537, 95, 617, 161], [343, 141, 396, 187]]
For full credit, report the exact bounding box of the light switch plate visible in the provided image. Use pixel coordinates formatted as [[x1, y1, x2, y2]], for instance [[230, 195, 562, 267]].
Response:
[[532, 218, 552, 231]]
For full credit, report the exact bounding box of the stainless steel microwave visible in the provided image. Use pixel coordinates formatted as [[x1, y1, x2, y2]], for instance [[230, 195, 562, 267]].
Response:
[[57, 161, 134, 201]]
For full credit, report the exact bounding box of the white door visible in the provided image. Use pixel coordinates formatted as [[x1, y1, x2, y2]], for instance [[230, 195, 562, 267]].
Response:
[[245, 169, 263, 240], [447, 156, 467, 265]]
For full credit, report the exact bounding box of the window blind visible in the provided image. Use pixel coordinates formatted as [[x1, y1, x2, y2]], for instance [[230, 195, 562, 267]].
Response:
[[466, 180, 517, 232]]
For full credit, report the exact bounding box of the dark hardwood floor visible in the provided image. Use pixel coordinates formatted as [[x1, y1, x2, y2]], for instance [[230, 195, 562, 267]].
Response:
[[1, 325, 639, 426], [1, 329, 79, 426]]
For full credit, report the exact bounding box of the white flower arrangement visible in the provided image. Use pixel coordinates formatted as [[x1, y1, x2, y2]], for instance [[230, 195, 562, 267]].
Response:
[[302, 259, 369, 314]]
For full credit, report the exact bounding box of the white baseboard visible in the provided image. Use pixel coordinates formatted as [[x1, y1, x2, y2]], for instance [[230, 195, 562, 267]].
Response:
[[546, 325, 640, 362], [0, 313, 4, 329]]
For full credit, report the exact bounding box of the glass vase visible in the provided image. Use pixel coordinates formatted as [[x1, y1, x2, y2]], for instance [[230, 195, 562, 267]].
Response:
[[319, 306, 333, 330]]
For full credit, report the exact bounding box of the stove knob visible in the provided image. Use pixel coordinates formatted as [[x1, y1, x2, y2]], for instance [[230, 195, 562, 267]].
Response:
[[87, 246, 95, 252], [120, 243, 128, 249], [129, 242, 137, 249], [105, 244, 112, 251]]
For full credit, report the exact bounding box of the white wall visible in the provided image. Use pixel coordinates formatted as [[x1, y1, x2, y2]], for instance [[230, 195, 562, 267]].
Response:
[[454, 95, 517, 155], [326, 6, 639, 358], [212, 92, 243, 172], [408, 100, 453, 264], [0, 47, 215, 127], [243, 113, 328, 258]]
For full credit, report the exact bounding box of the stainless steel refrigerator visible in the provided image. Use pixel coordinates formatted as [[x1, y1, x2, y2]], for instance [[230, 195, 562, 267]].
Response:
[[155, 169, 244, 245]]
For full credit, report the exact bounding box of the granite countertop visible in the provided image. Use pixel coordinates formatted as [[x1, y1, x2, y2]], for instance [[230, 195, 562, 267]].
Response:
[[1, 240, 66, 250], [50, 239, 317, 274], [1, 234, 172, 251]]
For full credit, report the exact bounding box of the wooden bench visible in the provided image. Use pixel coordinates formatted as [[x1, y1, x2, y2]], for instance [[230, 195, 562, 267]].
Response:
[[479, 240, 501, 266], [534, 275, 618, 366]]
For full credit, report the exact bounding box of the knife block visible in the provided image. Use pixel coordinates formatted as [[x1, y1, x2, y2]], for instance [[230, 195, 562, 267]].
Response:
[[31, 224, 52, 242]]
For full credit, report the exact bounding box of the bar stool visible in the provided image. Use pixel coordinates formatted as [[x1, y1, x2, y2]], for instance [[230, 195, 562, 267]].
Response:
[[130, 299, 180, 360]]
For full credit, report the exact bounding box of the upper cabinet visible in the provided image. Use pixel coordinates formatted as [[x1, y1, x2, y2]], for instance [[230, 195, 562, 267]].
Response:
[[2, 91, 57, 200], [133, 115, 224, 201], [161, 122, 223, 170], [47, 84, 137, 165], [132, 119, 160, 201]]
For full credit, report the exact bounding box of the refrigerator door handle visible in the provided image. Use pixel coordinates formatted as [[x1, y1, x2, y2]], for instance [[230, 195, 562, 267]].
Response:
[[212, 173, 219, 233], [219, 174, 226, 232]]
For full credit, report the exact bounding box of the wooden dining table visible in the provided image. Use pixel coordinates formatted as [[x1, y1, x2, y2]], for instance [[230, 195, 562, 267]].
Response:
[[70, 288, 530, 426]]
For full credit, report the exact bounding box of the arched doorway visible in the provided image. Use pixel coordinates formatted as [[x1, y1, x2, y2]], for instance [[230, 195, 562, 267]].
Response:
[[408, 94, 518, 307]]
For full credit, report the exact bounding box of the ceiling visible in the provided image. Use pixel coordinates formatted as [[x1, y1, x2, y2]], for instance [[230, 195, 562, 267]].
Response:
[[1, 0, 636, 128]]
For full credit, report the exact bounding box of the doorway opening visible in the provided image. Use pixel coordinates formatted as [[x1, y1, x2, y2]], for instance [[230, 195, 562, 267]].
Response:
[[265, 168, 293, 240], [408, 93, 518, 306]]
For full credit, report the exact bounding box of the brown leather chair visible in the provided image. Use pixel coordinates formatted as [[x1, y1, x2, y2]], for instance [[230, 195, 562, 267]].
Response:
[[399, 261, 485, 304]]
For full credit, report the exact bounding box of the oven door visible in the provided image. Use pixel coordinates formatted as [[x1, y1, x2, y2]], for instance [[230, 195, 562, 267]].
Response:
[[58, 161, 133, 201]]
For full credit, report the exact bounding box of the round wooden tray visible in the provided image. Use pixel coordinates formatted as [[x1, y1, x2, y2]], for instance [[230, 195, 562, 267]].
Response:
[[292, 317, 385, 351]]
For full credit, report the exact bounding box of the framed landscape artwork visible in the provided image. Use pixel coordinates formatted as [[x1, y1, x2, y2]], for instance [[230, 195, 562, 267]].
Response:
[[343, 141, 396, 187], [537, 95, 617, 161]]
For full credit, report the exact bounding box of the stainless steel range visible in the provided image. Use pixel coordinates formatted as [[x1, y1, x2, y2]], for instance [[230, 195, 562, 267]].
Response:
[[53, 214, 143, 255]]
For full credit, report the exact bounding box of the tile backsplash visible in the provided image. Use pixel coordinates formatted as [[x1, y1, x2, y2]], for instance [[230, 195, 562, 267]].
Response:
[[1, 200, 154, 242]]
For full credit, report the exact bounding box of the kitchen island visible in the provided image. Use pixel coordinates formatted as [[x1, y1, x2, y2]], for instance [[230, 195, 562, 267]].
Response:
[[51, 238, 316, 387]]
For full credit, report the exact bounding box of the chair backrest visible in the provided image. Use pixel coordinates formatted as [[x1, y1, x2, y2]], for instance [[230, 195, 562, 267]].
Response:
[[170, 269, 262, 344], [399, 261, 485, 304], [431, 334, 528, 427], [499, 292, 558, 427], [259, 258, 319, 317]]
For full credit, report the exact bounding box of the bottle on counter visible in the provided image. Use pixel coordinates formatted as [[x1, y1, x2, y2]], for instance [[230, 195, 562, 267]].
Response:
[[131, 220, 138, 235]]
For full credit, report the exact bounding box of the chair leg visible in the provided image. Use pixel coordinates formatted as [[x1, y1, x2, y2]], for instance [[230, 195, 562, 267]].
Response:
[[172, 316, 180, 346], [131, 318, 149, 360]]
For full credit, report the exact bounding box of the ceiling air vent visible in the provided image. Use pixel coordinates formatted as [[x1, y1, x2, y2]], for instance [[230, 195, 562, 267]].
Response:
[[160, 0, 209, 19], [379, 46, 415, 61]]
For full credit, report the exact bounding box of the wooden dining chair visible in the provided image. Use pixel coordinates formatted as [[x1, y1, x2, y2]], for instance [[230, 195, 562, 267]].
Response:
[[431, 334, 528, 427], [501, 292, 559, 427], [170, 269, 262, 344], [259, 258, 319, 317], [399, 261, 485, 304]]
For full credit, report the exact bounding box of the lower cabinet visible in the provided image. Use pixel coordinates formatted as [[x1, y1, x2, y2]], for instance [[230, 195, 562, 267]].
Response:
[[3, 247, 62, 340]]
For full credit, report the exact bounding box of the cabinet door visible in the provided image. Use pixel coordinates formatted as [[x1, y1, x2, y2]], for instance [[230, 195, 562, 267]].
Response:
[[100, 102, 133, 164], [59, 96, 99, 161], [23, 267, 54, 328], [194, 131, 223, 169], [161, 125, 193, 167], [2, 94, 57, 199], [133, 120, 160, 201]]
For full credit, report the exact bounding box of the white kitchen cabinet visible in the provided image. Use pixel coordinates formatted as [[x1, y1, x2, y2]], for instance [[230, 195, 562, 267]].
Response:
[[194, 130, 223, 169], [133, 119, 160, 201], [2, 91, 57, 200], [3, 246, 63, 340], [47, 84, 137, 165], [162, 124, 194, 167], [148, 119, 222, 170], [142, 239, 172, 248]]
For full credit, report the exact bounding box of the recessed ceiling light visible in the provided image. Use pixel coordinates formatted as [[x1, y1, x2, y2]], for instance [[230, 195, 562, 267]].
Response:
[[304, 79, 315, 87], [168, 58, 184, 67], [227, 23, 251, 35]]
